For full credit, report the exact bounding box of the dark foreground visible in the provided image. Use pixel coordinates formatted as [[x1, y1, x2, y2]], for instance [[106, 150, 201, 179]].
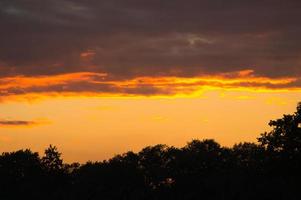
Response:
[[1, 103, 301, 200]]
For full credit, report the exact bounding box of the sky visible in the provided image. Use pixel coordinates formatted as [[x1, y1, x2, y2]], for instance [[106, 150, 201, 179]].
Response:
[[0, 0, 301, 162]]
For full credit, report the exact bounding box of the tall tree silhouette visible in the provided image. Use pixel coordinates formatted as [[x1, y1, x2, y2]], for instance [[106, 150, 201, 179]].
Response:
[[258, 103, 301, 153], [258, 103, 301, 161], [42, 145, 63, 172]]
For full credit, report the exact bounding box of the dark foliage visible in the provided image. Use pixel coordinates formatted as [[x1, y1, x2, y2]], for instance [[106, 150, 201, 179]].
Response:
[[1, 103, 301, 200]]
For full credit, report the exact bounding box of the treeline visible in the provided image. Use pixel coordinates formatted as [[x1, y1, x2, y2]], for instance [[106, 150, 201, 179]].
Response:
[[1, 104, 301, 200]]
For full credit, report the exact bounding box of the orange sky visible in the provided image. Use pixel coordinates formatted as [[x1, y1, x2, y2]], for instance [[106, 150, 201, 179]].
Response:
[[1, 82, 300, 162]]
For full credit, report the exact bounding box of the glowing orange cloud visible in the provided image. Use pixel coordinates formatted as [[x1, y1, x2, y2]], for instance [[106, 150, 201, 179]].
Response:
[[0, 72, 107, 89], [0, 70, 300, 102]]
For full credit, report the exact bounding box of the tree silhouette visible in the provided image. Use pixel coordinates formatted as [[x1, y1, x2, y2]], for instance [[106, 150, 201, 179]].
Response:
[[0, 149, 44, 199], [42, 145, 63, 172], [258, 103, 301, 153]]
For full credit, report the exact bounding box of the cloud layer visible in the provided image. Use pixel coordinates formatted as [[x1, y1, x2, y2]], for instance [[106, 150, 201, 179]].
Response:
[[1, 0, 301, 97], [0, 0, 301, 100], [0, 70, 300, 101]]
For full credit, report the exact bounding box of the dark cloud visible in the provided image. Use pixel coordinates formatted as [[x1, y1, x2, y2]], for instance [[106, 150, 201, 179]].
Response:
[[0, 120, 36, 126], [1, 0, 301, 79], [0, 80, 175, 97]]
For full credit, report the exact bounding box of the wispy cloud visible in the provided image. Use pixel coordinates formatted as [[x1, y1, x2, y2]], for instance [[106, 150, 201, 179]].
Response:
[[0, 119, 50, 127], [0, 120, 36, 127]]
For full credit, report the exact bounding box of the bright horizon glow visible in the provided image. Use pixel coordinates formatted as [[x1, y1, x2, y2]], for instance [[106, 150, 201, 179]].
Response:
[[1, 88, 300, 163]]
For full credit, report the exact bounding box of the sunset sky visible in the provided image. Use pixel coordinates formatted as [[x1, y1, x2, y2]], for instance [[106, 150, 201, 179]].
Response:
[[1, 0, 301, 162]]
